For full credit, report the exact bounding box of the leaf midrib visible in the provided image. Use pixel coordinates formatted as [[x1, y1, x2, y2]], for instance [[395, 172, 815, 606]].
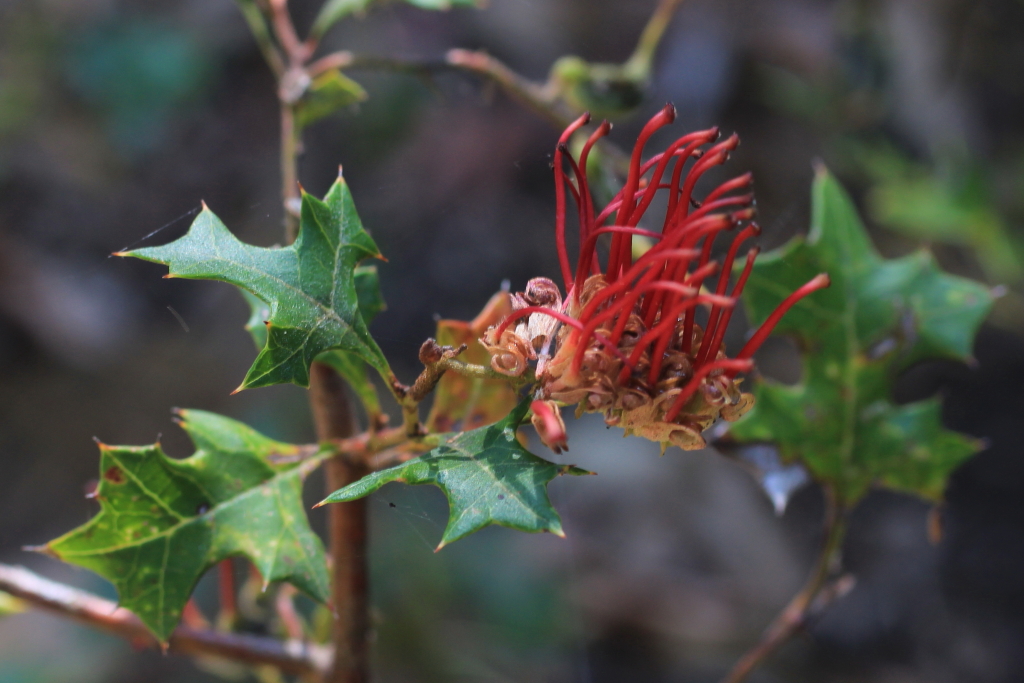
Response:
[[444, 437, 550, 526]]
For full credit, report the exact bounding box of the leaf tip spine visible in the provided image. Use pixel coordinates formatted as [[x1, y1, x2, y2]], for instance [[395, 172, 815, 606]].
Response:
[[22, 543, 52, 556]]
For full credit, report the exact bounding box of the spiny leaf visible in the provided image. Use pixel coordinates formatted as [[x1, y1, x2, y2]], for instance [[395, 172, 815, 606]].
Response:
[[43, 410, 329, 642], [319, 400, 591, 549], [315, 264, 385, 416], [243, 265, 385, 416], [123, 173, 389, 390], [296, 69, 368, 129], [728, 167, 992, 503], [426, 289, 518, 433]]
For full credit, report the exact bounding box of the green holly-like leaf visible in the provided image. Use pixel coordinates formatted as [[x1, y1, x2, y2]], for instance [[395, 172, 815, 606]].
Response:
[[42, 410, 330, 642], [728, 167, 993, 504], [319, 400, 592, 549], [242, 264, 384, 348], [241, 264, 385, 415], [122, 173, 389, 390]]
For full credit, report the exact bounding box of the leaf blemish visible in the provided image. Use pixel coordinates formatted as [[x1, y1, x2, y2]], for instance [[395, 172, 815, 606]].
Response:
[[103, 467, 125, 484]]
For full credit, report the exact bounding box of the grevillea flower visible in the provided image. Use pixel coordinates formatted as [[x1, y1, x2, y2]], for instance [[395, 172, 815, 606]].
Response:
[[482, 105, 829, 453]]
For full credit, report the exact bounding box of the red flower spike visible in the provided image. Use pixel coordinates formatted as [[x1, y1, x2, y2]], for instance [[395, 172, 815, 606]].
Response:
[[480, 109, 828, 452]]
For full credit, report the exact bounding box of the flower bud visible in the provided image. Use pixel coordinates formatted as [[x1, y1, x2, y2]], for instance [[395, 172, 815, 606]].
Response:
[[530, 400, 569, 454]]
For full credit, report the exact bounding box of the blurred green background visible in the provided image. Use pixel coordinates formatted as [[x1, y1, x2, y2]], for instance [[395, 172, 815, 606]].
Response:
[[1, 0, 1023, 681]]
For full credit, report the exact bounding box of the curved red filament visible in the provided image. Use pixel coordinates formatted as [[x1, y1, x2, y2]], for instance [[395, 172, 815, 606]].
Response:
[[728, 273, 831, 373], [554, 112, 591, 290]]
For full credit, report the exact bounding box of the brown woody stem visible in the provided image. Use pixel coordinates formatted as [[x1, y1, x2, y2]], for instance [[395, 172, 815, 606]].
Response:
[[719, 484, 847, 683], [0, 563, 330, 678], [309, 362, 370, 683]]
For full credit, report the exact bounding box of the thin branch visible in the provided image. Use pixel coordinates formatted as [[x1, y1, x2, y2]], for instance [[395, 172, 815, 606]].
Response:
[[719, 485, 847, 683], [268, 0, 305, 65], [307, 50, 354, 77], [307, 49, 534, 104], [275, 584, 306, 641], [623, 0, 686, 79], [409, 340, 467, 403], [363, 443, 424, 471], [385, 338, 536, 439], [217, 559, 238, 631], [0, 564, 330, 679], [235, 1, 285, 77], [324, 426, 409, 467], [280, 103, 301, 242], [437, 356, 535, 386], [445, 49, 570, 129]]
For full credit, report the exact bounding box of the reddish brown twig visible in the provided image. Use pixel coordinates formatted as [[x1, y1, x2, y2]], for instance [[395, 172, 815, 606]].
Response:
[[309, 362, 370, 683], [0, 564, 329, 678], [217, 559, 238, 630]]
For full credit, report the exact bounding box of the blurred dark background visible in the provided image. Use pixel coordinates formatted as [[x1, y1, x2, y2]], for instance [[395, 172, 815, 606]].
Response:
[[2, 0, 1023, 681]]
